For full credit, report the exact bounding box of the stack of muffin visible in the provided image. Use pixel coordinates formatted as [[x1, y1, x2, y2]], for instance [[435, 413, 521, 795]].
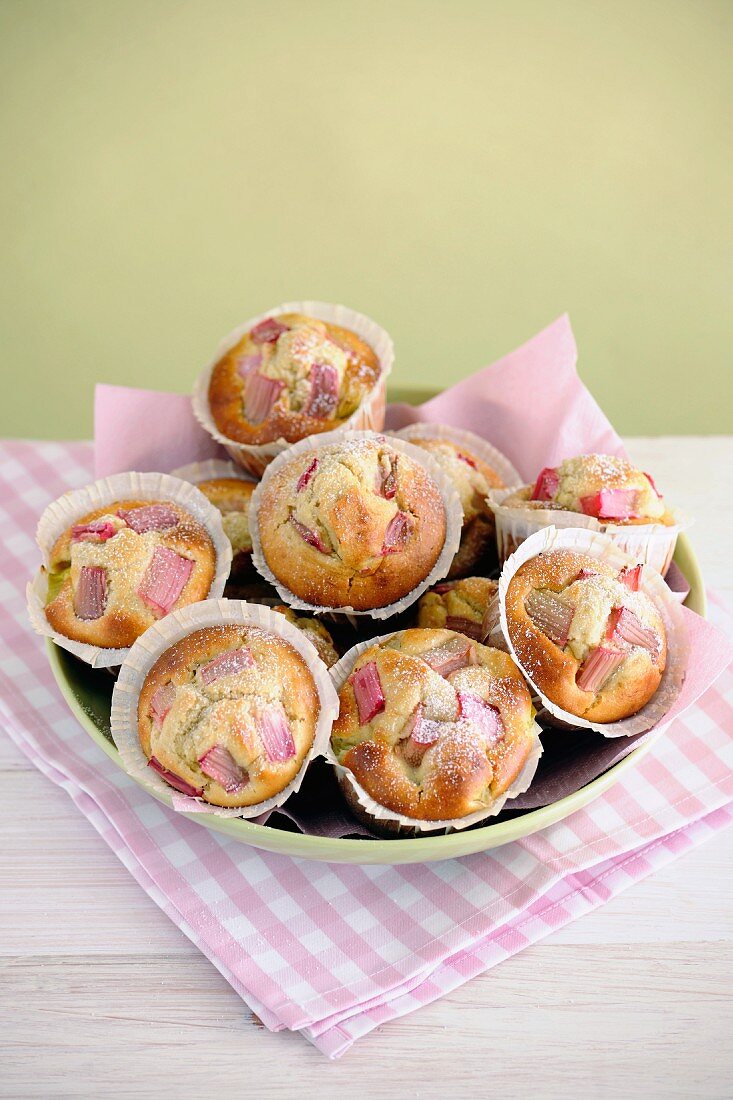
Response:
[[28, 302, 688, 836]]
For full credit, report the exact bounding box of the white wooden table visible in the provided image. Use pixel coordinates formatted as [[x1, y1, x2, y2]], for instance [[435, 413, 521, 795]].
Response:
[[2, 438, 731, 1098]]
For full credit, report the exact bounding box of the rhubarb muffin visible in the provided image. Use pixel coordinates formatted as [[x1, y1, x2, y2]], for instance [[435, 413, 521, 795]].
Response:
[[417, 577, 497, 641], [44, 501, 217, 648], [255, 435, 453, 612], [504, 549, 667, 723], [501, 455, 675, 526], [137, 623, 320, 808], [401, 434, 505, 576], [207, 312, 382, 446], [196, 477, 255, 580], [331, 628, 537, 825], [272, 606, 340, 668]]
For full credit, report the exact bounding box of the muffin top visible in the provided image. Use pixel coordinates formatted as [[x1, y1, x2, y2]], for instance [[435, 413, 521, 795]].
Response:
[[331, 628, 536, 821], [404, 436, 504, 524], [504, 548, 667, 723], [138, 624, 320, 808], [197, 477, 255, 557], [417, 576, 497, 640], [45, 500, 217, 648], [272, 605, 340, 668], [207, 313, 381, 446], [256, 436, 449, 611], [501, 454, 674, 526]]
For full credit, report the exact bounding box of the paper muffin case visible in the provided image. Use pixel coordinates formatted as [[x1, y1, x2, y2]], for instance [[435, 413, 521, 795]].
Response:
[[248, 429, 464, 622], [170, 459, 256, 485], [326, 631, 544, 835], [391, 422, 522, 490], [109, 598, 340, 819], [487, 488, 686, 577], [496, 526, 690, 739], [191, 300, 395, 478], [26, 472, 233, 669]]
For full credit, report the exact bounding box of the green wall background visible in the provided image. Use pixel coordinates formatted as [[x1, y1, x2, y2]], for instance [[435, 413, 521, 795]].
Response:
[[1, 0, 731, 440]]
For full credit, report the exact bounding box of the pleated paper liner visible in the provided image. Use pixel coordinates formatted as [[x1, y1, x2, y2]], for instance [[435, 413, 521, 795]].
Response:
[[248, 429, 464, 624], [109, 598, 339, 819], [170, 459, 256, 484], [487, 487, 687, 577], [326, 629, 544, 836], [27, 471, 233, 669], [191, 300, 394, 478], [496, 526, 689, 738]]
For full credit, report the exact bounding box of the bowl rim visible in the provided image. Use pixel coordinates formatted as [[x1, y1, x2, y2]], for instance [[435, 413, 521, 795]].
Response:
[[46, 532, 705, 865]]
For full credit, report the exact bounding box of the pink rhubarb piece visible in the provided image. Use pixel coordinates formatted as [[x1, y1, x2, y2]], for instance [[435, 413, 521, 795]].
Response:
[[350, 662, 386, 725], [606, 607, 659, 655], [531, 467, 559, 502], [579, 488, 638, 520], [73, 565, 108, 620], [137, 547, 194, 617], [250, 317, 289, 344], [199, 648, 255, 684], [422, 636, 474, 677], [305, 363, 339, 419], [118, 504, 179, 534], [576, 646, 624, 692], [296, 458, 319, 492], [198, 745, 249, 792], [70, 520, 116, 543], [457, 691, 504, 743], [381, 511, 411, 554], [525, 590, 574, 647], [148, 756, 203, 797], [149, 683, 176, 726], [244, 374, 285, 425], [257, 706, 297, 763], [289, 515, 329, 553]]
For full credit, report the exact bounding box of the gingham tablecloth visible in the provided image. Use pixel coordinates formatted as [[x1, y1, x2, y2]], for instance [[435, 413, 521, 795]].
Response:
[[2, 440, 732, 1058]]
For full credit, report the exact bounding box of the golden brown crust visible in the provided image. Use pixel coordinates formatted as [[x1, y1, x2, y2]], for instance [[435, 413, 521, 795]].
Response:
[[207, 314, 381, 446], [505, 549, 667, 723], [138, 624, 319, 808], [331, 628, 536, 822], [45, 500, 216, 649], [417, 577, 497, 637], [257, 438, 448, 611]]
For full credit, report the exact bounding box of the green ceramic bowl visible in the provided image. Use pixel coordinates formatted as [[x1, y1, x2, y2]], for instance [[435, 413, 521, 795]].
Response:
[[47, 534, 704, 865]]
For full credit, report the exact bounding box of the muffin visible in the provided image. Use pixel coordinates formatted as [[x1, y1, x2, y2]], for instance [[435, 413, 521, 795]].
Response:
[[330, 628, 537, 826], [196, 477, 255, 580], [417, 577, 498, 641], [137, 623, 320, 808], [254, 434, 454, 612], [504, 548, 667, 723], [400, 435, 505, 576], [501, 455, 675, 526], [207, 312, 382, 447], [272, 605, 340, 668], [44, 500, 217, 648]]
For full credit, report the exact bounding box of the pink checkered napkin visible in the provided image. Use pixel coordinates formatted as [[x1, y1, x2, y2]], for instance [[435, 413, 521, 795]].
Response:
[[4, 441, 733, 1058]]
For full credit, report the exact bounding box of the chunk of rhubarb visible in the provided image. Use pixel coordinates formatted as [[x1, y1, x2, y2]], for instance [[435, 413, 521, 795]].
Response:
[[149, 683, 176, 726], [400, 705, 442, 766], [576, 647, 624, 692], [381, 511, 411, 554], [350, 661, 386, 725], [244, 373, 284, 424], [422, 636, 475, 677], [433, 581, 457, 594], [148, 756, 203, 797], [296, 457, 319, 492], [445, 615, 483, 640], [525, 590, 574, 647], [376, 456, 397, 499], [137, 547, 193, 616], [644, 471, 662, 498], [457, 691, 504, 744], [579, 489, 638, 520], [118, 504, 179, 534], [236, 352, 262, 380], [304, 363, 339, 419], [70, 520, 116, 543], [618, 564, 643, 591], [457, 452, 478, 470], [257, 705, 296, 762], [576, 568, 599, 581], [198, 744, 249, 792], [250, 317, 289, 344], [289, 514, 329, 553], [199, 647, 255, 684], [531, 467, 559, 502], [73, 566, 108, 620], [606, 607, 659, 655]]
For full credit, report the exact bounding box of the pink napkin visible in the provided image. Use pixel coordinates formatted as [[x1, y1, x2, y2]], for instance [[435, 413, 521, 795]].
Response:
[[3, 437, 732, 1057]]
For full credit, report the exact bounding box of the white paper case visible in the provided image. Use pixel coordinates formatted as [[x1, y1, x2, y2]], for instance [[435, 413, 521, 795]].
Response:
[[170, 459, 256, 485], [249, 429, 463, 620], [326, 630, 544, 834], [191, 300, 395, 477], [488, 487, 686, 577], [392, 422, 522, 489], [109, 598, 340, 818], [497, 526, 689, 738], [27, 472, 233, 668]]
